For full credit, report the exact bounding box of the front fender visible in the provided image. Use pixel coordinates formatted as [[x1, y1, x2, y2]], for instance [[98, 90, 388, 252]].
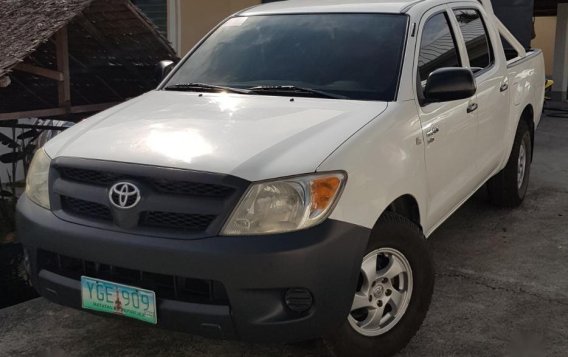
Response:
[[317, 102, 429, 233]]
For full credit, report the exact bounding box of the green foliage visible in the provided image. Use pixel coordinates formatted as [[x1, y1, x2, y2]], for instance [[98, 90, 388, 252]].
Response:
[[0, 125, 37, 242]]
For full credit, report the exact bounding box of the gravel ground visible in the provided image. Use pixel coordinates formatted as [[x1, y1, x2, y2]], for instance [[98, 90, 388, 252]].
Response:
[[1, 114, 567, 356]]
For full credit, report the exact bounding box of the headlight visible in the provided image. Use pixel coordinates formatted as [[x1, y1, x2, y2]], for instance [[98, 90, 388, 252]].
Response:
[[26, 149, 51, 209], [222, 172, 346, 235]]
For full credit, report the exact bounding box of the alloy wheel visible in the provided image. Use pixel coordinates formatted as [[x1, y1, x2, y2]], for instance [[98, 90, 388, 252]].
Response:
[[348, 248, 413, 336]]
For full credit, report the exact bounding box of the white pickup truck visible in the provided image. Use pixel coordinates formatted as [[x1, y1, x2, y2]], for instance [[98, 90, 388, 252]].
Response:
[[19, 0, 545, 356]]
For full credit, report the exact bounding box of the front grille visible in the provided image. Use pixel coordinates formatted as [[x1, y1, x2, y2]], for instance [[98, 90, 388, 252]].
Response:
[[60, 167, 234, 198], [38, 250, 229, 305], [51, 158, 249, 239], [140, 211, 215, 231], [61, 198, 216, 232], [61, 196, 112, 221], [60, 167, 120, 186], [152, 179, 234, 197]]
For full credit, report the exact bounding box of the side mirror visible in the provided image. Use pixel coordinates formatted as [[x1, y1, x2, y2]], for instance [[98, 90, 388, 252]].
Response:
[[423, 67, 476, 103], [156, 60, 175, 82]]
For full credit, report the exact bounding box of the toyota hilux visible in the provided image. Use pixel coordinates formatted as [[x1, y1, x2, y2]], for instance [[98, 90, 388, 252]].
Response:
[[18, 0, 545, 356]]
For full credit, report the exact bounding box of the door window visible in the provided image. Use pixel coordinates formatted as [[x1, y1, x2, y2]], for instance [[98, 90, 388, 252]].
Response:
[[453, 9, 494, 71], [418, 12, 461, 86]]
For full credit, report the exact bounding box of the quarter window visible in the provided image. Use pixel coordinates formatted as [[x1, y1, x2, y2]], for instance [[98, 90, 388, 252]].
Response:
[[418, 13, 461, 86], [453, 9, 494, 70]]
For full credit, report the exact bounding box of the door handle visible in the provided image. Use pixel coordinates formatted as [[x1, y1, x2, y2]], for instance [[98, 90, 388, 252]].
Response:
[[425, 127, 438, 144], [500, 83, 509, 92], [425, 127, 439, 137], [467, 102, 478, 113]]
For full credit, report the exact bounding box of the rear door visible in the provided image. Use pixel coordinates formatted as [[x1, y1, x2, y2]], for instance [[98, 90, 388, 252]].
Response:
[[450, 6, 510, 180], [415, 7, 479, 228]]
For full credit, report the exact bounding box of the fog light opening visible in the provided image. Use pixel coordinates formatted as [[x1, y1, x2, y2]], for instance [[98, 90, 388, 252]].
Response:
[[284, 288, 313, 313]]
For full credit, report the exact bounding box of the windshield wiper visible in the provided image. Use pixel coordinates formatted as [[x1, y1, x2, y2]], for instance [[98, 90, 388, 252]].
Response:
[[164, 83, 251, 95], [248, 85, 347, 99]]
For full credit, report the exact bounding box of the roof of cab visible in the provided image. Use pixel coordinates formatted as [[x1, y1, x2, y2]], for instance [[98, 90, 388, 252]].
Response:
[[240, 0, 425, 16]]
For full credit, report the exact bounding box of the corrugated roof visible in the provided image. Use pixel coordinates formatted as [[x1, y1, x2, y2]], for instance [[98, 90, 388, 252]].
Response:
[[0, 0, 94, 77], [0, 0, 178, 118]]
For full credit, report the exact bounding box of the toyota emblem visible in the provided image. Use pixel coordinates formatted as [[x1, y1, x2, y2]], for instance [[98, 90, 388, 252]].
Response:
[[109, 182, 141, 209]]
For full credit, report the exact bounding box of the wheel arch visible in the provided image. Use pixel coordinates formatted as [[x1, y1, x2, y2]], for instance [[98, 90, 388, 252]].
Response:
[[520, 104, 535, 161], [374, 194, 422, 233]]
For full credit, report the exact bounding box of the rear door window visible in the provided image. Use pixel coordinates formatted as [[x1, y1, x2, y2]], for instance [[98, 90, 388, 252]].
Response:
[[418, 12, 462, 86], [453, 9, 494, 71]]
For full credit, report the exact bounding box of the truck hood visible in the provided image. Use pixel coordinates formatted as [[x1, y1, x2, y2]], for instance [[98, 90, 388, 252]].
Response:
[[45, 91, 387, 181]]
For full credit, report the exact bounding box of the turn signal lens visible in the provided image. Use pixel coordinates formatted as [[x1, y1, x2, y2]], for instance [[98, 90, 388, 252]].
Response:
[[310, 176, 342, 217]]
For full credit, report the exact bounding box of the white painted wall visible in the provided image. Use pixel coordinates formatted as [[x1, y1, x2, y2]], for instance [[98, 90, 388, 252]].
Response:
[[532, 16, 557, 77]]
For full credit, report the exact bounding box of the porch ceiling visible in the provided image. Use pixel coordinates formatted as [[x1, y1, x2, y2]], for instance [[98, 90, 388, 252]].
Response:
[[535, 0, 568, 16]]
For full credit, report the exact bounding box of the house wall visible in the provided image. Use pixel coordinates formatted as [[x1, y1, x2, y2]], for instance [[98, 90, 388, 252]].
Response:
[[532, 16, 557, 77], [176, 0, 261, 56]]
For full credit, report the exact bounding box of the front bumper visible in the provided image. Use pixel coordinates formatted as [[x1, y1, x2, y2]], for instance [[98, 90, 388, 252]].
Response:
[[17, 195, 370, 342]]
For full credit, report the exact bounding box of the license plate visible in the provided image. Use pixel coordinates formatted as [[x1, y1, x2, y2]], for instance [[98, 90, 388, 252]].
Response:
[[81, 276, 157, 324]]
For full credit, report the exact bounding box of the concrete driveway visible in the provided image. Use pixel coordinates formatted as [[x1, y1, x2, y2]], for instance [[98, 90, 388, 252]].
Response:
[[1, 114, 567, 356]]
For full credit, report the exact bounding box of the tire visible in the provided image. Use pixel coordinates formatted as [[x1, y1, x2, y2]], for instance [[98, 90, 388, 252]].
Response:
[[487, 119, 532, 207], [325, 212, 435, 357]]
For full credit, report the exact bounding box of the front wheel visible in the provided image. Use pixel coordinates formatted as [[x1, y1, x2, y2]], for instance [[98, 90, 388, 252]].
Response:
[[325, 212, 434, 357], [487, 119, 532, 207]]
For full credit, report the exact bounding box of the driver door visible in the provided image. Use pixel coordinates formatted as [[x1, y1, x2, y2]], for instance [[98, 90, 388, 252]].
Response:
[[415, 9, 479, 230]]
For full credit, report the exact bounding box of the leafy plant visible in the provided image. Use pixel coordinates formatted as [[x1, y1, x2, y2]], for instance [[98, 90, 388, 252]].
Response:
[[0, 125, 38, 241], [0, 120, 72, 239], [0, 121, 73, 307], [0, 124, 41, 308], [0, 125, 39, 179]]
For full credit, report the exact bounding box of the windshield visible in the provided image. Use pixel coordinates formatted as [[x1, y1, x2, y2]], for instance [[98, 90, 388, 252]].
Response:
[[165, 14, 408, 101]]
